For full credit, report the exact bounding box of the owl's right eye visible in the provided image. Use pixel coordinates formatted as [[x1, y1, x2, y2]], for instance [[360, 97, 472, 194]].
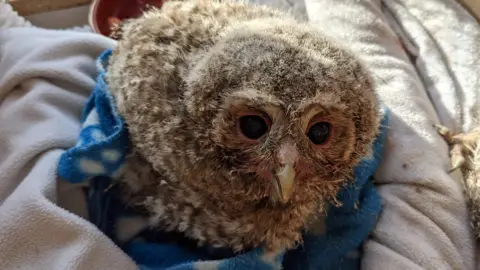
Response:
[[238, 115, 270, 140]]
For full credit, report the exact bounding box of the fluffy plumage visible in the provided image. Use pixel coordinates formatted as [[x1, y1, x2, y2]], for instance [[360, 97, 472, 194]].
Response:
[[107, 0, 380, 252], [436, 125, 480, 238]]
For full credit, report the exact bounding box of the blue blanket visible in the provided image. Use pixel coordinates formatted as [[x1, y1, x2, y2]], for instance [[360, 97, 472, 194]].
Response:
[[58, 49, 389, 270]]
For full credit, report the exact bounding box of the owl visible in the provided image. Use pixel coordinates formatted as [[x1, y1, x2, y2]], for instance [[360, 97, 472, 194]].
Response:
[[436, 125, 480, 238], [107, 0, 380, 252]]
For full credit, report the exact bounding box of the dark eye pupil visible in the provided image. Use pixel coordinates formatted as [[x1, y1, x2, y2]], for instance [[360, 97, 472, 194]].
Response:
[[307, 122, 331, 145], [239, 115, 268, 140]]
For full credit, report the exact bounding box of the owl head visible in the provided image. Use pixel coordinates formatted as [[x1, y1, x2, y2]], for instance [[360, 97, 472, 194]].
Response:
[[183, 19, 380, 206], [108, 4, 380, 251]]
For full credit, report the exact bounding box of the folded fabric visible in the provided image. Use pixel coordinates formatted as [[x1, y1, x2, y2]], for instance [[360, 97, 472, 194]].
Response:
[[2, 0, 479, 269], [57, 49, 390, 270]]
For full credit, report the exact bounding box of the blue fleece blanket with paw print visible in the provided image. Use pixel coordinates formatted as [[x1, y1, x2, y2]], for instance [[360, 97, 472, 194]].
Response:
[[58, 49, 389, 270]]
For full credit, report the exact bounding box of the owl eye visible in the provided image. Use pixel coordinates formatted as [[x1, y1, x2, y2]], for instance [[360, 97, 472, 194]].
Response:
[[238, 115, 269, 140], [307, 122, 331, 145]]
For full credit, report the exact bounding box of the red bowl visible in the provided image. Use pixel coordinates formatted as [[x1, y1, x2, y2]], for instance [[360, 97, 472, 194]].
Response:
[[89, 0, 166, 38]]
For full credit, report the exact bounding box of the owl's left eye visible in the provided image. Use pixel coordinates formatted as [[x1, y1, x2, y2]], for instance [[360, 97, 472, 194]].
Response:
[[307, 122, 331, 145]]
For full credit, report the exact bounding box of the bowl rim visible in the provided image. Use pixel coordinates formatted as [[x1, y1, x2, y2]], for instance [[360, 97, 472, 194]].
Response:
[[88, 0, 102, 35]]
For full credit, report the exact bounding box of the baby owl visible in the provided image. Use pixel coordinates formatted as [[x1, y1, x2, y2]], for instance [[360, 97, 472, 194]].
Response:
[[107, 0, 380, 252]]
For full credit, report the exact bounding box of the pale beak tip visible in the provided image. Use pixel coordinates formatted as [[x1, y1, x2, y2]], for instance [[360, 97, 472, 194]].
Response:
[[272, 164, 295, 203]]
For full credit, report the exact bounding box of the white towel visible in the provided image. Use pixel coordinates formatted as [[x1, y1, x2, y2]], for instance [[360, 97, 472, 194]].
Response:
[[0, 24, 138, 269]]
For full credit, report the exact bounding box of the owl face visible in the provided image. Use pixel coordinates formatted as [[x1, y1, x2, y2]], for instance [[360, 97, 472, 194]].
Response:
[[206, 89, 358, 204], [184, 20, 379, 206]]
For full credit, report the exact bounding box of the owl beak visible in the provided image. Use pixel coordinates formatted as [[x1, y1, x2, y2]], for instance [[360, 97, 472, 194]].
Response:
[[271, 163, 295, 203]]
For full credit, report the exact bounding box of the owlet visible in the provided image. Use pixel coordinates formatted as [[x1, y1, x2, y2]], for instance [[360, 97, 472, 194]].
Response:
[[107, 0, 380, 252]]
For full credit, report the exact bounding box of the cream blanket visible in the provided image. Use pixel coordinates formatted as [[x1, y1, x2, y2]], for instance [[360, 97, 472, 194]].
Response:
[[305, 0, 480, 269], [0, 0, 479, 269]]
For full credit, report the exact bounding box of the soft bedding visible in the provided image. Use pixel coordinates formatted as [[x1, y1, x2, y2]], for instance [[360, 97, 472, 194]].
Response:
[[0, 0, 479, 269]]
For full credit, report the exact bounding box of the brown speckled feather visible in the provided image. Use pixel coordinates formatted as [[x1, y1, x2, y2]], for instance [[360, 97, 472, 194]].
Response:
[[437, 125, 480, 238], [107, 0, 380, 252]]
